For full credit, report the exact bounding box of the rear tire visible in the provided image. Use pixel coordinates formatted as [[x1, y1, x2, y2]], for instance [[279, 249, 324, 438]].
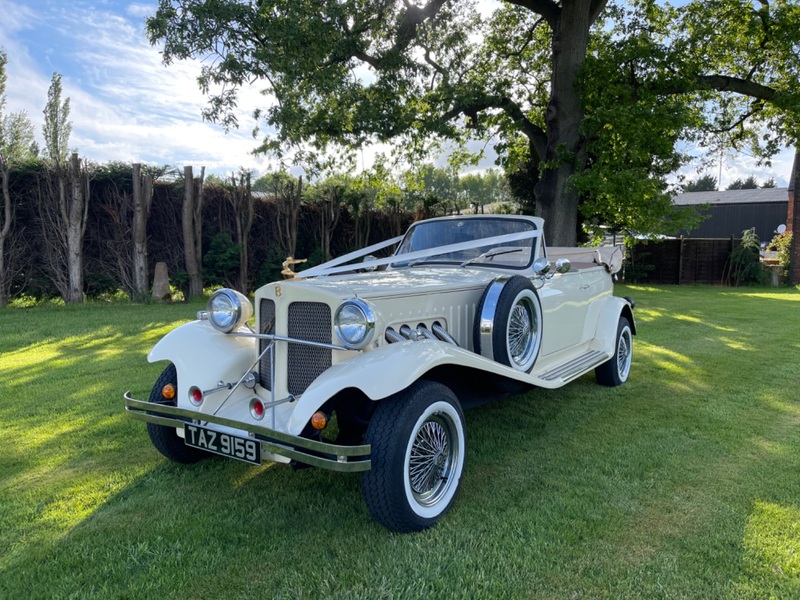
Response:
[[146, 363, 207, 464], [595, 317, 633, 387], [361, 381, 466, 532]]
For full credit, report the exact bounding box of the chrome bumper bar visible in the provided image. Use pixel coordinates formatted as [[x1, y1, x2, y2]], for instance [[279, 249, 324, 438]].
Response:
[[123, 392, 371, 473]]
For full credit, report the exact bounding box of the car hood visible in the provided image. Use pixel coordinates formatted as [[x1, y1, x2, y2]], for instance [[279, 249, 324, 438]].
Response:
[[275, 266, 502, 300]]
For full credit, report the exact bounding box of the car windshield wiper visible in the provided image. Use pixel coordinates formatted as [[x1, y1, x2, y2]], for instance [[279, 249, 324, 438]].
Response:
[[460, 247, 523, 267]]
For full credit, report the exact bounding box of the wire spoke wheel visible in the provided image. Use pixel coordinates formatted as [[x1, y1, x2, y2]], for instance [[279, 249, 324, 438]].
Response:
[[507, 299, 536, 367], [616, 327, 632, 380], [408, 415, 457, 507], [474, 275, 542, 373]]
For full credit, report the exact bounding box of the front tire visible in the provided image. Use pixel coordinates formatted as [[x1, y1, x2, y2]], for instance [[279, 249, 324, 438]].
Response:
[[595, 316, 633, 387], [361, 381, 466, 533], [146, 363, 207, 464]]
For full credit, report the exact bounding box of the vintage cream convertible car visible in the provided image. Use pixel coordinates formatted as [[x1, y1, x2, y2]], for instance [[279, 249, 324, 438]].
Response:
[[125, 215, 635, 532]]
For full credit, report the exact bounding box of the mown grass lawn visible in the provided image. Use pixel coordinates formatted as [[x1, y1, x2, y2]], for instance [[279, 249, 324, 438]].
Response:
[[1, 285, 799, 599]]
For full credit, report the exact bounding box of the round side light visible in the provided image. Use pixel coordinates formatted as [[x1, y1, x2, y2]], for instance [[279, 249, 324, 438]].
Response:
[[250, 398, 265, 420], [188, 386, 203, 406]]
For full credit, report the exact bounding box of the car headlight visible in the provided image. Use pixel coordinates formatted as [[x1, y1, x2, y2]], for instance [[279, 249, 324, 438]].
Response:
[[334, 299, 376, 349], [207, 289, 253, 333]]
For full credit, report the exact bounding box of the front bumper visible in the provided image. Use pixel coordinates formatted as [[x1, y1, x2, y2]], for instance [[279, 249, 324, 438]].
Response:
[[123, 392, 371, 472]]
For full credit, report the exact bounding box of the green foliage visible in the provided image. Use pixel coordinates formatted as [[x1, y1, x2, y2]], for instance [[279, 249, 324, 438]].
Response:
[[0, 48, 6, 109], [0, 48, 38, 162], [1, 112, 38, 161], [622, 244, 656, 284], [727, 229, 768, 286], [682, 175, 717, 192], [767, 230, 792, 283], [202, 232, 240, 287], [147, 0, 800, 244], [41, 72, 71, 165], [256, 246, 287, 286], [84, 272, 119, 298], [727, 176, 759, 190], [761, 177, 777, 188]]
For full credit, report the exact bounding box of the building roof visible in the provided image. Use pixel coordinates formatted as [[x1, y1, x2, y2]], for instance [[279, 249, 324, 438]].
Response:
[[673, 187, 788, 206]]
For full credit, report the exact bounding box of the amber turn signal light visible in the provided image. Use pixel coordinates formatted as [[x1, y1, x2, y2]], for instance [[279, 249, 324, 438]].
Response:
[[161, 384, 176, 400], [310, 411, 328, 430]]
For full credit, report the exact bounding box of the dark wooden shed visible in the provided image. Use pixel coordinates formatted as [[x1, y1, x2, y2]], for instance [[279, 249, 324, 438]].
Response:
[[673, 188, 788, 243]]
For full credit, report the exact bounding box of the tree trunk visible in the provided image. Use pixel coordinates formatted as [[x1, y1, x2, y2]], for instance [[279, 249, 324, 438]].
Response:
[[194, 166, 205, 292], [183, 165, 205, 298], [132, 163, 154, 301], [65, 152, 89, 304], [276, 176, 302, 259], [533, 0, 592, 246], [230, 170, 253, 293]]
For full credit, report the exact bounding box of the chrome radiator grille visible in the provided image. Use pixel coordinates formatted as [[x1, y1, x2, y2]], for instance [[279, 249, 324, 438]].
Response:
[[258, 299, 276, 390], [258, 299, 332, 396], [287, 302, 332, 396]]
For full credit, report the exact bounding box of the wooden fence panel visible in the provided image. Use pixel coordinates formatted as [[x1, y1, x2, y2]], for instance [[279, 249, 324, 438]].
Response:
[[629, 238, 739, 285]]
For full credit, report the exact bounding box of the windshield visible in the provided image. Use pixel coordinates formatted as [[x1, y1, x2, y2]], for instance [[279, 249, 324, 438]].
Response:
[[393, 217, 537, 269]]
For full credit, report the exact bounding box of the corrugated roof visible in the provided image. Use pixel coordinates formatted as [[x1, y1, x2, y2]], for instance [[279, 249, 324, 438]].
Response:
[[673, 187, 789, 206]]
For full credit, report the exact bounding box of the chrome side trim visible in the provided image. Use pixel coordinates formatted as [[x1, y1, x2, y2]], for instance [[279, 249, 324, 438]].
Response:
[[477, 275, 511, 360], [124, 392, 371, 472]]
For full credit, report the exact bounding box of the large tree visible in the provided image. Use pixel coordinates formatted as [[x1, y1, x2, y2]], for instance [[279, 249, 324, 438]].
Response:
[[148, 0, 800, 245]]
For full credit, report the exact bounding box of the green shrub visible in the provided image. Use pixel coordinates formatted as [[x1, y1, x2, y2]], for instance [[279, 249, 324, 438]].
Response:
[[84, 272, 119, 298], [203, 233, 241, 287], [767, 231, 792, 284], [727, 229, 768, 286]]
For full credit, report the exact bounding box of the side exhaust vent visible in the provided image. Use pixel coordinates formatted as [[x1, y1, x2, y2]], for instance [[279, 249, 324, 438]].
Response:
[[384, 322, 459, 347]]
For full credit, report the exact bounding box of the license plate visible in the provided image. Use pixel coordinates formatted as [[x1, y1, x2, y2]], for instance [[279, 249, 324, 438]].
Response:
[[184, 424, 261, 465]]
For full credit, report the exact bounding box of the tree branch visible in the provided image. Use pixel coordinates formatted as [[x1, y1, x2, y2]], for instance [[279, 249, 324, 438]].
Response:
[[441, 96, 547, 159], [588, 0, 609, 25], [505, 0, 560, 28], [659, 74, 777, 104]]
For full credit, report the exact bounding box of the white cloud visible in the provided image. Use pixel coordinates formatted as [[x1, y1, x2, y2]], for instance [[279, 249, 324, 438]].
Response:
[[1, 1, 276, 174]]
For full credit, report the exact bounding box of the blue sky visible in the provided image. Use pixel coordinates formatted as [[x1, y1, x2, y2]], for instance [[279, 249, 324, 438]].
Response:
[[1, 0, 283, 175], [1, 0, 795, 186]]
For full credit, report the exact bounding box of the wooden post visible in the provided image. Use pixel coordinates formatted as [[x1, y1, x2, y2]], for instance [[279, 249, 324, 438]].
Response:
[[132, 163, 154, 300], [183, 166, 204, 298]]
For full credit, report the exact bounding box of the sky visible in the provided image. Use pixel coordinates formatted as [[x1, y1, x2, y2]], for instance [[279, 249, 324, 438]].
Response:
[[0, 0, 796, 187]]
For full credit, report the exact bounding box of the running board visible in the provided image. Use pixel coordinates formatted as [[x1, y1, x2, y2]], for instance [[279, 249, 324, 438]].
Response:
[[538, 350, 609, 383]]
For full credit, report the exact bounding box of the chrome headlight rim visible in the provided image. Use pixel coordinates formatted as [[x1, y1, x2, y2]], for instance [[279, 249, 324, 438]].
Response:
[[334, 299, 376, 349], [207, 288, 253, 333]]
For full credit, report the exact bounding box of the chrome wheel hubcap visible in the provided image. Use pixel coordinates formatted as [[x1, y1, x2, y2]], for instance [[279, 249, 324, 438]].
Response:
[[508, 299, 537, 366], [617, 328, 632, 380], [409, 415, 457, 507]]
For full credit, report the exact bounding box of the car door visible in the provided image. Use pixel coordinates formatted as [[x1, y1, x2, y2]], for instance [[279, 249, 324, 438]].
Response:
[[538, 269, 588, 356]]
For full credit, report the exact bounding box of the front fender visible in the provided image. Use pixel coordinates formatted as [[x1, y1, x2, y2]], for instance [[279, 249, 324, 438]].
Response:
[[287, 340, 529, 434], [148, 320, 257, 407]]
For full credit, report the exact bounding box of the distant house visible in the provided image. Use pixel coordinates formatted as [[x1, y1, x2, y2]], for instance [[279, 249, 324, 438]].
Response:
[[673, 187, 789, 242]]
